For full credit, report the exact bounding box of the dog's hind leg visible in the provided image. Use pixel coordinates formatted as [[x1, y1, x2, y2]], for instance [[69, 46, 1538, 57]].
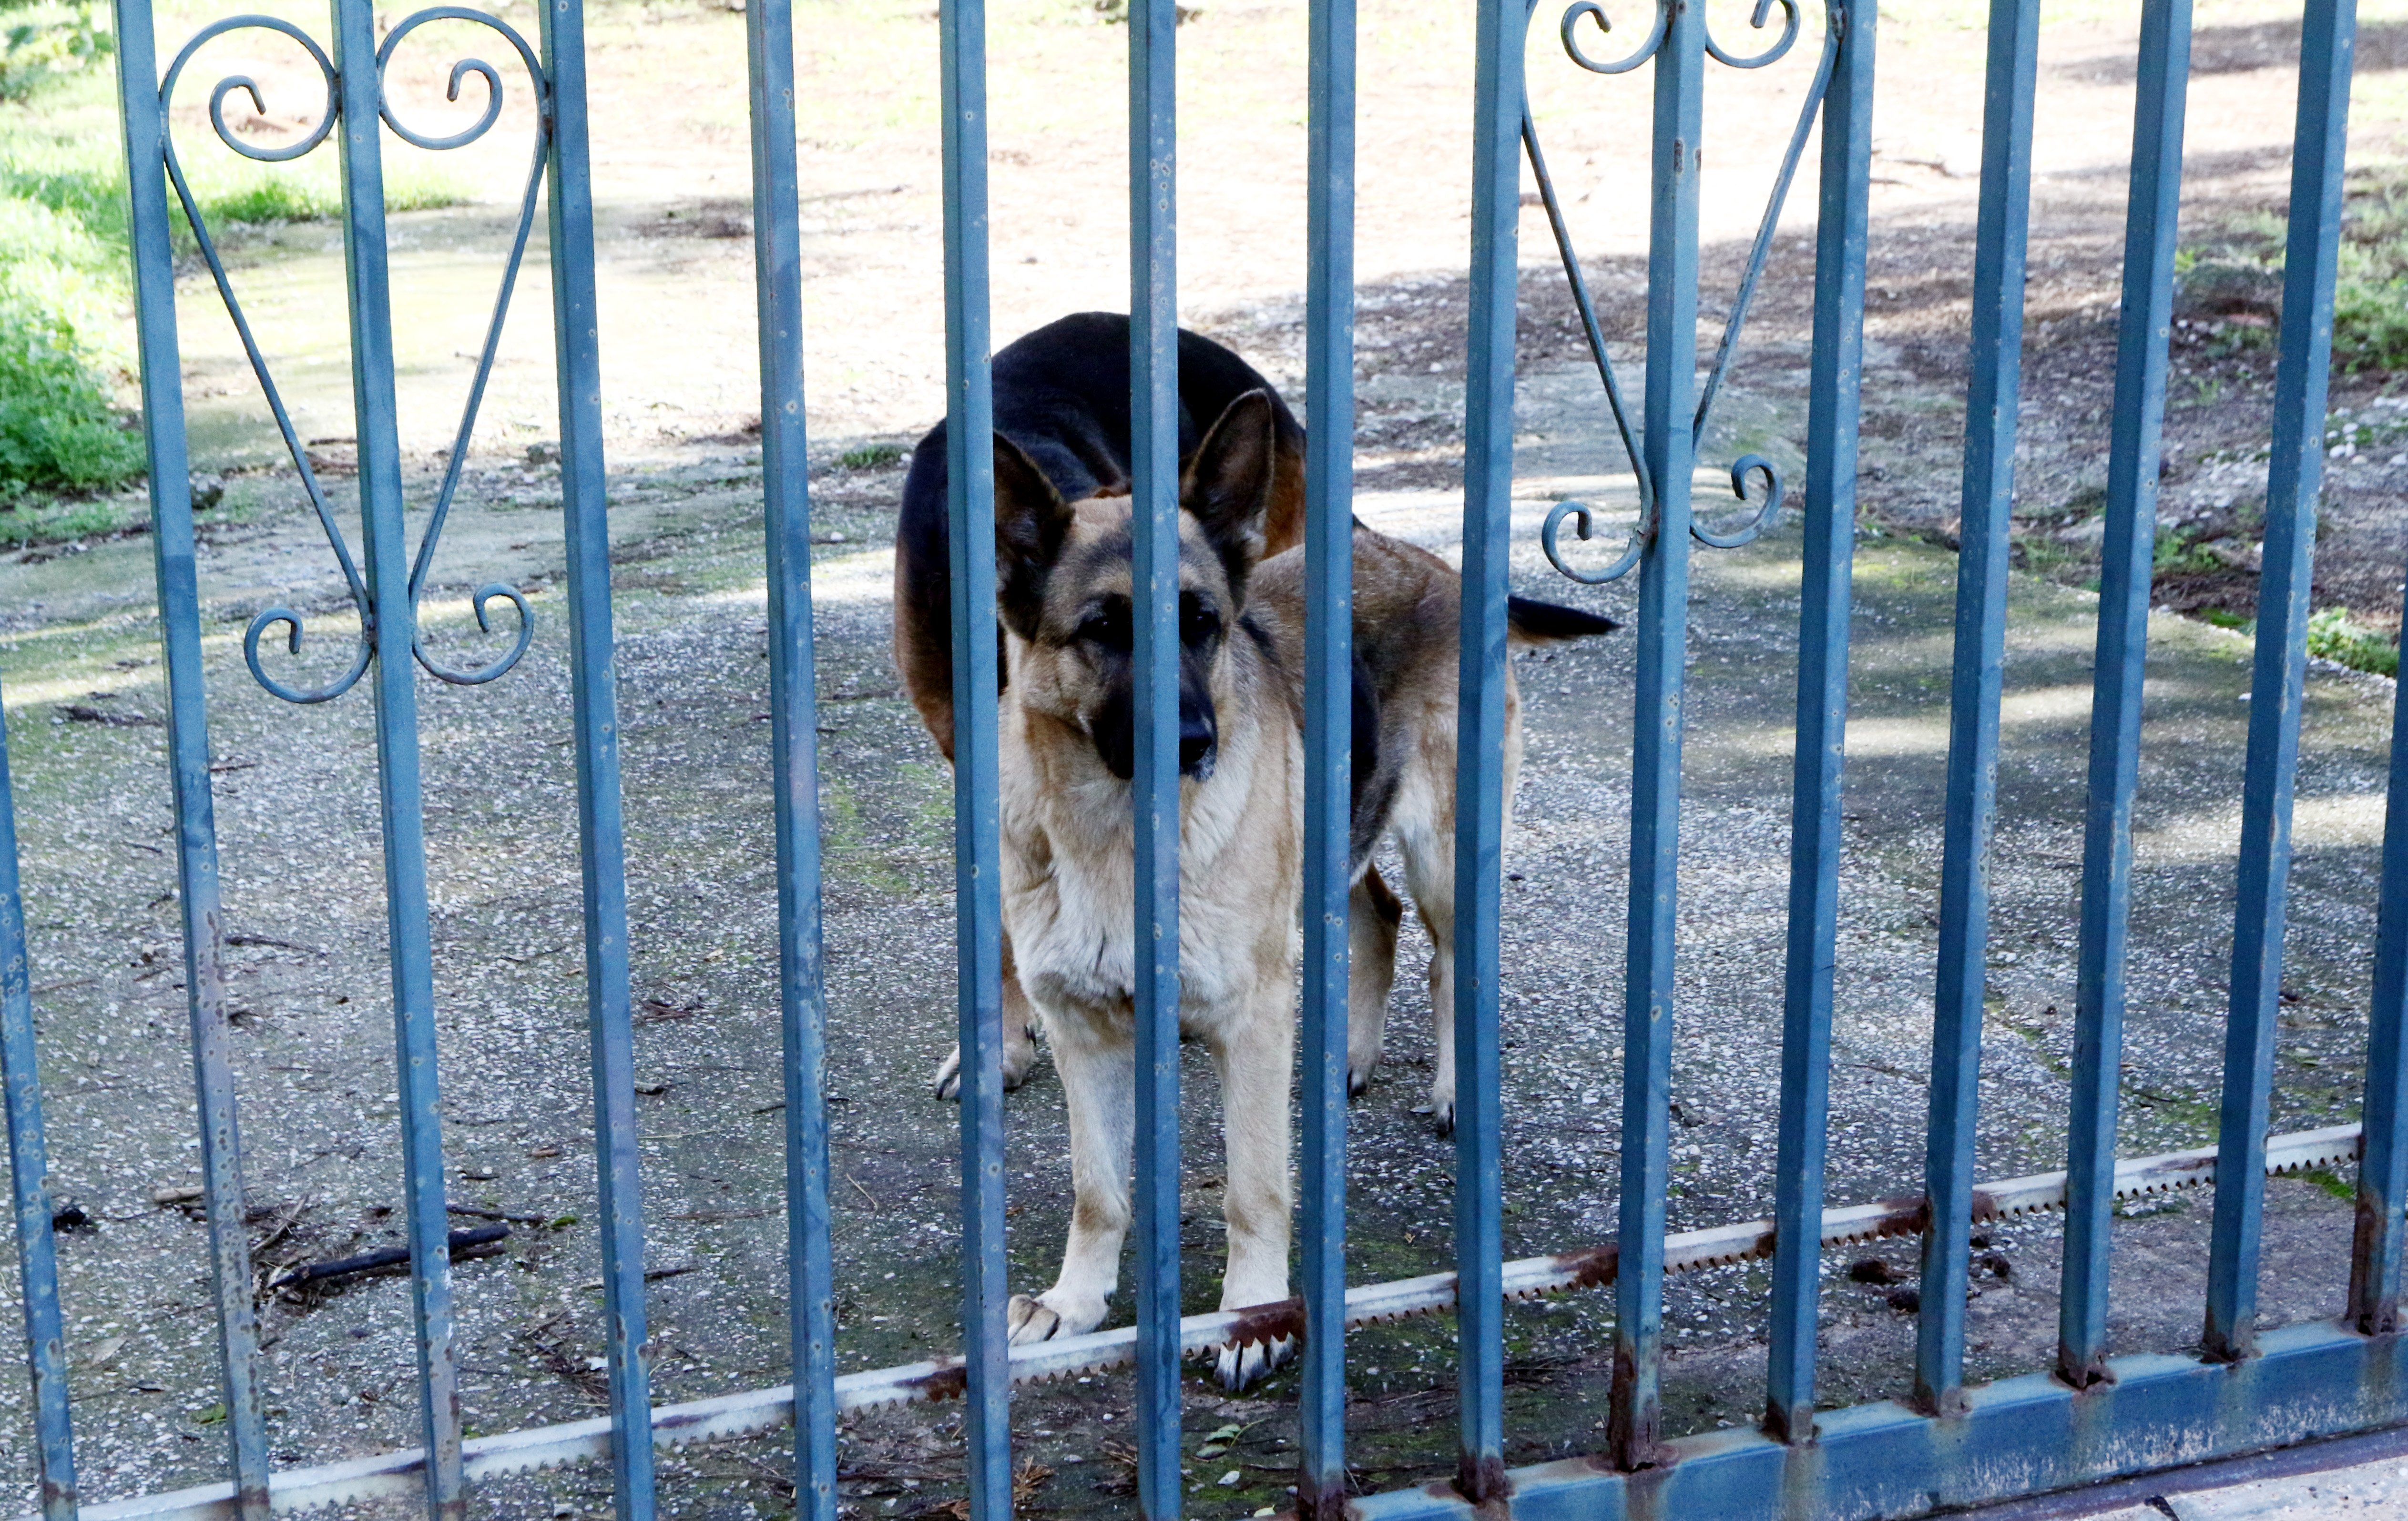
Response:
[[1347, 863, 1402, 1098], [1399, 826, 1459, 1138], [930, 935, 1041, 1100], [1208, 988, 1296, 1389], [1008, 1005, 1132, 1345], [1401, 678, 1523, 1138]]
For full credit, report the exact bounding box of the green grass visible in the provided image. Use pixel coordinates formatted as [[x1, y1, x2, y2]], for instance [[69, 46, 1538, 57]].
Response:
[[837, 441, 905, 471], [2179, 164, 2408, 373], [2336, 173, 2408, 372], [0, 58, 469, 510], [0, 192, 142, 497], [2152, 523, 2226, 577], [0, 489, 144, 545], [2306, 605, 2400, 677], [2, 128, 473, 247], [0, 0, 110, 104], [2301, 1166, 2359, 1204]]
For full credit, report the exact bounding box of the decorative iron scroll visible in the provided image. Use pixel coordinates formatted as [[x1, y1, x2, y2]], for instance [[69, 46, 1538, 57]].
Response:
[[160, 10, 547, 702], [1529, 0, 1840, 585]]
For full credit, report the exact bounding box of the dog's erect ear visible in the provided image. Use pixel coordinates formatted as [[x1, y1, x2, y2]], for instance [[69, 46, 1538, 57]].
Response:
[[994, 433, 1072, 639], [1180, 389, 1276, 595]]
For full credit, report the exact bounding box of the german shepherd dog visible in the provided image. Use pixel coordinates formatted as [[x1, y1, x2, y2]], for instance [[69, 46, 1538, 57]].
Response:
[[892, 313, 1616, 1386]]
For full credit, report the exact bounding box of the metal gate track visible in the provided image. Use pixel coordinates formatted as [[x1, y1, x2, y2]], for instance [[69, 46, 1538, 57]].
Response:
[[35, 1123, 2363, 1520]]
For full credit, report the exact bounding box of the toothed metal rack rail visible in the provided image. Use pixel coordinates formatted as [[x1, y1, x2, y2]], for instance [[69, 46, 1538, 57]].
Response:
[[0, 0, 2389, 1517]]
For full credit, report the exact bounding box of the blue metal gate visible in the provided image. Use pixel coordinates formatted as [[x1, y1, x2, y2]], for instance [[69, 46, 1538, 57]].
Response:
[[0, 0, 2389, 1515]]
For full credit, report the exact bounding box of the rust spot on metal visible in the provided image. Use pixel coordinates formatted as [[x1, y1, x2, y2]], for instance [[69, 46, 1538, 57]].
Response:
[[1969, 1188, 2003, 1224], [1454, 1450, 1510, 1510], [2199, 1323, 2253, 1366], [901, 1359, 967, 1403], [1226, 1296, 1305, 1348], [2052, 1352, 2115, 1392], [1622, 1447, 1682, 1521], [1760, 1396, 1810, 1445], [1294, 1469, 1349, 1520], [1605, 1336, 1670, 1471], [2350, 1186, 2395, 1334], [1904, 1378, 1966, 1420], [1551, 1241, 1619, 1291], [655, 1402, 723, 1431], [1870, 1194, 1929, 1238]]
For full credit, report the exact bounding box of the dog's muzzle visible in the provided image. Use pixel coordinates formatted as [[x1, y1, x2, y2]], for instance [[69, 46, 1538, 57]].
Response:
[[1179, 706, 1216, 781], [1087, 690, 1216, 781]]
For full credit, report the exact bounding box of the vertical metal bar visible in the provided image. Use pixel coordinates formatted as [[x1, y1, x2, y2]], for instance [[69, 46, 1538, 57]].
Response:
[[0, 698, 76, 1520], [1296, 0, 1355, 1507], [938, 0, 1010, 1511], [1608, 0, 1700, 1473], [2205, 0, 2357, 1364], [115, 0, 269, 1508], [1455, 0, 1520, 1497], [1763, 0, 1874, 1447], [2350, 559, 2408, 1333], [1914, 0, 2038, 1420], [2058, 0, 2191, 1390], [746, 0, 837, 1510], [539, 0, 654, 1507], [328, 0, 463, 1505], [1128, 0, 1183, 1514]]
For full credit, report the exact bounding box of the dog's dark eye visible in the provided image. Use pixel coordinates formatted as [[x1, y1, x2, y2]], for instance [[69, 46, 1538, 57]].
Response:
[[1076, 598, 1132, 652], [1179, 592, 1221, 648]]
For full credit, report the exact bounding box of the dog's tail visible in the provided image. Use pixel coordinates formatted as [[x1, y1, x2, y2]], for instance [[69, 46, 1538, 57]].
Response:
[[1506, 595, 1621, 647]]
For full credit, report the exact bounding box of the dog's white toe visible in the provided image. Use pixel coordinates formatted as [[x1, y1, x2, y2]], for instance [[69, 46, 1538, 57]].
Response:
[[1001, 1037, 1037, 1092], [1007, 1290, 1104, 1345], [1428, 1092, 1457, 1137], [1216, 1334, 1293, 1391], [931, 1039, 1042, 1103], [1006, 1293, 1061, 1344]]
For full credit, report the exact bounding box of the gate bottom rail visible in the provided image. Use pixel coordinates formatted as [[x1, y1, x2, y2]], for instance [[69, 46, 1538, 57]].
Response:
[[30, 1122, 2367, 1520]]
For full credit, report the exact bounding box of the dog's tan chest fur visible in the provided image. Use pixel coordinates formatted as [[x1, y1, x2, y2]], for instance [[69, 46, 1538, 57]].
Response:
[[999, 643, 1303, 1031]]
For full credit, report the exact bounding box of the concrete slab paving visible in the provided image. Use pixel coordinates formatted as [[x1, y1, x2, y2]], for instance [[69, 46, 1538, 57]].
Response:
[[2167, 1464, 2408, 1519], [0, 343, 2398, 1517]]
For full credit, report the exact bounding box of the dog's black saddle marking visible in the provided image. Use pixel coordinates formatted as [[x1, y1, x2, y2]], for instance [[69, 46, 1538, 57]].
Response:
[[895, 313, 1614, 867]]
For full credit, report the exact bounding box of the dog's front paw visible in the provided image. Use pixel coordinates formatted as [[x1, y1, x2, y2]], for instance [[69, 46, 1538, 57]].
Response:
[[1347, 1055, 1378, 1101], [1416, 1088, 1457, 1138], [1216, 1334, 1295, 1391], [1001, 1027, 1039, 1091], [932, 1038, 1043, 1102], [1007, 1290, 1105, 1345]]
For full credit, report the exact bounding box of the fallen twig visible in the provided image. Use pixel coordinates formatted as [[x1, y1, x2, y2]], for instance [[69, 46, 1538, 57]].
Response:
[[271, 1224, 508, 1289], [225, 933, 319, 954], [446, 1204, 550, 1226], [577, 1264, 694, 1290]]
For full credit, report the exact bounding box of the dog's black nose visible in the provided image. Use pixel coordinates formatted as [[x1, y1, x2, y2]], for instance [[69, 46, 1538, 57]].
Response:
[[1179, 708, 1217, 779]]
